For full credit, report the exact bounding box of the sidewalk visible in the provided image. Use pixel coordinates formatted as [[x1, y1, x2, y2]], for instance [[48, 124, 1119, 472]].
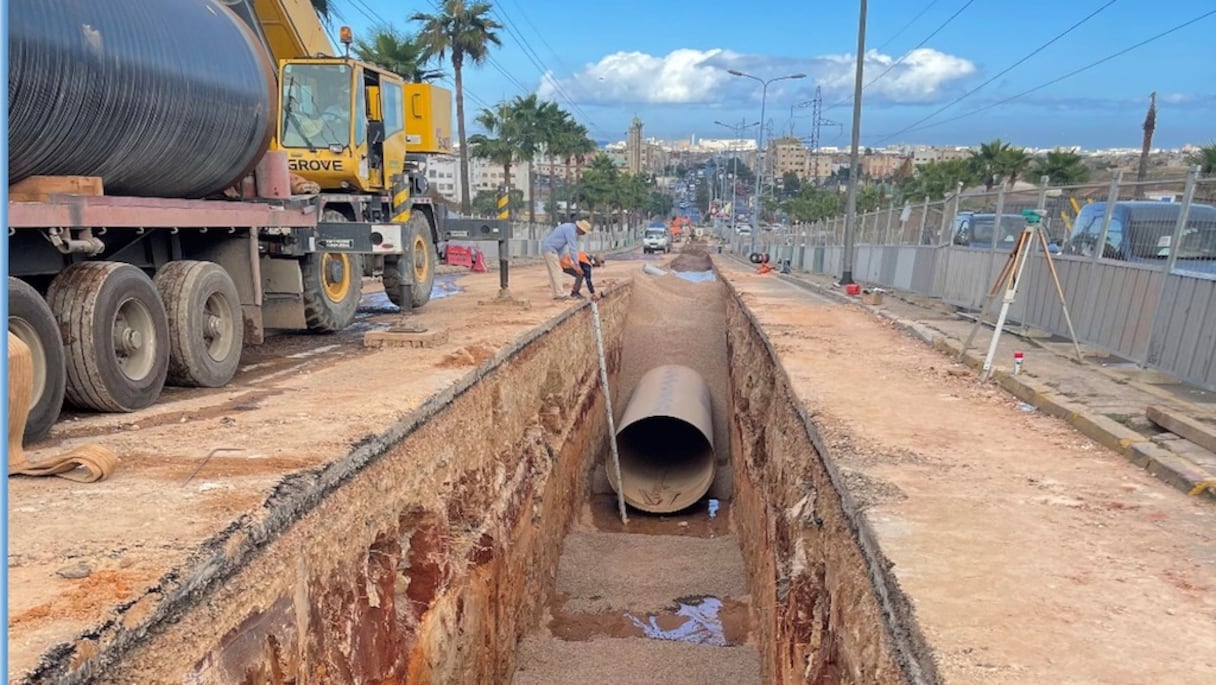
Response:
[[767, 265, 1216, 502]]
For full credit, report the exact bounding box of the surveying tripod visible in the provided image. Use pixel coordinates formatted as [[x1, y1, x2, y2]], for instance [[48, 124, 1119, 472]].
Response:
[[960, 209, 1083, 382]]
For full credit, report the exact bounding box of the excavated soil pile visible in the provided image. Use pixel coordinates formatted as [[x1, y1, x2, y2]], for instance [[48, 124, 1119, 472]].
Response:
[[667, 249, 713, 272]]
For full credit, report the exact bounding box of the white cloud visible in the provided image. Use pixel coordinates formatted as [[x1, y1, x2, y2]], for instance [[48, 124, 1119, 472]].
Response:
[[537, 47, 977, 106]]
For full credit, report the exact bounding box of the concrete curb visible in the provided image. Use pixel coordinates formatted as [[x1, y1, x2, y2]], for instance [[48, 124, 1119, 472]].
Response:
[[748, 263, 1216, 503]]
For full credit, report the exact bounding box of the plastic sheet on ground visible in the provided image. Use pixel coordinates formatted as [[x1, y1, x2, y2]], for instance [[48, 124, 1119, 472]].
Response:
[[673, 270, 716, 283]]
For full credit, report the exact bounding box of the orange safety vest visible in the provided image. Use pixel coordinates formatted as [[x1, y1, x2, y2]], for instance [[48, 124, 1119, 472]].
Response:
[[560, 251, 591, 270]]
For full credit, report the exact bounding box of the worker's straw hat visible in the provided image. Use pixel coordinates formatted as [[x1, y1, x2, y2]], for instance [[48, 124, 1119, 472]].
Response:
[[576, 219, 592, 233]]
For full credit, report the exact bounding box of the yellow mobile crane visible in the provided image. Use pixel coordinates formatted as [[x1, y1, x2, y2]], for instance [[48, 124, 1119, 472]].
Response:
[[232, 0, 455, 316]]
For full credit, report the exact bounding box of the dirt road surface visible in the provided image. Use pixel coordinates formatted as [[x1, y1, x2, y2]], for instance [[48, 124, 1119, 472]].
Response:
[[5, 253, 642, 681], [717, 257, 1216, 683]]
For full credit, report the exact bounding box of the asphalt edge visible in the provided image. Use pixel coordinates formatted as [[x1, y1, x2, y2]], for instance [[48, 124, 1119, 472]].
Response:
[[732, 258, 1216, 503]]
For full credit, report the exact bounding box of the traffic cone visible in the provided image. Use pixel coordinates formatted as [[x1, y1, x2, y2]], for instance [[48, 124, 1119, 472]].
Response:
[[471, 248, 488, 273]]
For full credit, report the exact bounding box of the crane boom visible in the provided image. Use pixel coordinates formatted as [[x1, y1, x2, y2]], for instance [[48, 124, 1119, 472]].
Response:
[[252, 0, 335, 61]]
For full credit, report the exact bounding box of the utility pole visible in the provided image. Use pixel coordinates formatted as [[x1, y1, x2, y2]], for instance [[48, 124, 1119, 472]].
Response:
[[840, 0, 867, 286]]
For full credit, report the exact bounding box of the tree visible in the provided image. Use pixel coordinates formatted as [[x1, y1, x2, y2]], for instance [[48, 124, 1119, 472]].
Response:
[[411, 1, 503, 215], [577, 154, 620, 223], [310, 0, 332, 22], [998, 145, 1034, 188], [900, 159, 979, 201], [779, 171, 802, 200], [970, 139, 1011, 191], [467, 104, 518, 217], [783, 186, 840, 223], [352, 26, 444, 82], [1188, 143, 1216, 174], [548, 118, 596, 219], [500, 94, 564, 224], [645, 189, 673, 218], [1034, 149, 1091, 186], [472, 188, 522, 216]]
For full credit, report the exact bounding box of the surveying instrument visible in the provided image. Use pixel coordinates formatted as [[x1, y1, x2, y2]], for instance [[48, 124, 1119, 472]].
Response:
[[960, 208, 1083, 382]]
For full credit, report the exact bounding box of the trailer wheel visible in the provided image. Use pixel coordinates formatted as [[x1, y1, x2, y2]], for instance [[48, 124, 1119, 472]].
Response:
[[301, 210, 362, 333], [8, 278, 66, 442], [48, 262, 170, 412], [154, 261, 244, 388]]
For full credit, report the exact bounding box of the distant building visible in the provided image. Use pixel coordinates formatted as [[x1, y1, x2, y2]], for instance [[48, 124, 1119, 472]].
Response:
[[626, 116, 644, 174], [424, 151, 531, 206]]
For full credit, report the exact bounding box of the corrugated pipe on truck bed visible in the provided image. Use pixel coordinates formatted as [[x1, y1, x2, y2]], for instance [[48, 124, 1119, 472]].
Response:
[[8, 0, 276, 198], [607, 364, 715, 514]]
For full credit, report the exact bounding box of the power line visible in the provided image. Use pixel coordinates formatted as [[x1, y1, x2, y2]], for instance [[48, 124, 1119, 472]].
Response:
[[872, 7, 1216, 141], [875, 0, 1118, 142], [873, 0, 942, 53], [486, 6, 607, 137], [826, 0, 976, 111]]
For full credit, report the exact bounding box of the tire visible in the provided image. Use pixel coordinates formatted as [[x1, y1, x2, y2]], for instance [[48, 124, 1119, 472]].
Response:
[[302, 210, 362, 333], [47, 262, 170, 413], [154, 261, 244, 388], [8, 277, 66, 442], [405, 209, 437, 308]]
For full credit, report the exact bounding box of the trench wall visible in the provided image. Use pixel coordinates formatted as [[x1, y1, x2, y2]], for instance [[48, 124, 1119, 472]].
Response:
[[723, 283, 938, 685], [72, 287, 630, 684]]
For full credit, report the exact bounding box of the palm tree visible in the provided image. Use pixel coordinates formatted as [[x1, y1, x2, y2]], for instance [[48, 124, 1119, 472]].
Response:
[[1187, 143, 1216, 175], [468, 103, 519, 217], [1033, 149, 1091, 186], [998, 145, 1034, 188], [310, 0, 332, 22], [970, 139, 1012, 191], [411, 1, 503, 215], [352, 27, 444, 82]]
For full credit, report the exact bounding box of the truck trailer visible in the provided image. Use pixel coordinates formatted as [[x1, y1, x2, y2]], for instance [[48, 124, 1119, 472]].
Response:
[[7, 0, 491, 443]]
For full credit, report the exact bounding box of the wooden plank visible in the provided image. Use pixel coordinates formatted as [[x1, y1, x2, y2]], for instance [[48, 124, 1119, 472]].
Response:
[[8, 175, 104, 202], [1146, 405, 1216, 454]]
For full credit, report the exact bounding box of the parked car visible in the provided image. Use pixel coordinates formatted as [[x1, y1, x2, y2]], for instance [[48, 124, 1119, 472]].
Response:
[[1063, 201, 1216, 274], [952, 211, 1062, 253], [643, 227, 672, 254], [736, 224, 752, 236]]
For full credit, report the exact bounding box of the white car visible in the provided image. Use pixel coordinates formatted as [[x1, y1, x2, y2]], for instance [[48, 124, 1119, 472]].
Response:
[[736, 224, 752, 236], [643, 228, 672, 254]]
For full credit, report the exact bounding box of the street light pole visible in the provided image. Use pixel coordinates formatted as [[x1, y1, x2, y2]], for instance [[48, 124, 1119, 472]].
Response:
[[840, 0, 868, 286], [728, 69, 805, 255], [715, 119, 759, 237]]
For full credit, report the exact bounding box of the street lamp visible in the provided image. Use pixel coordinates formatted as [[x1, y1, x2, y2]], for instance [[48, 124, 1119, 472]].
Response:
[[715, 119, 759, 237], [728, 69, 806, 255]]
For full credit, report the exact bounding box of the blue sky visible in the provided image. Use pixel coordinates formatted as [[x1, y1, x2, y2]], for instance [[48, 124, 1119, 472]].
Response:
[[342, 0, 1215, 149]]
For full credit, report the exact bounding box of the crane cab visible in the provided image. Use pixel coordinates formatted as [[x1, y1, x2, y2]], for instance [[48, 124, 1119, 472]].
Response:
[[274, 58, 452, 194]]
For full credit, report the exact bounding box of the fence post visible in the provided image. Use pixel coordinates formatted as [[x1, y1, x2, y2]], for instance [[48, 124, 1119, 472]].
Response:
[[918, 195, 930, 244], [883, 203, 895, 245], [1141, 165, 1201, 368], [983, 185, 1008, 306], [1080, 171, 1124, 337]]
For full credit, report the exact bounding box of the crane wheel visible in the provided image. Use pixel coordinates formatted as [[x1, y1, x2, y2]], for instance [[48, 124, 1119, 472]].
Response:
[[47, 262, 170, 413], [8, 277, 66, 443], [384, 210, 437, 309], [302, 209, 363, 333], [155, 261, 244, 388]]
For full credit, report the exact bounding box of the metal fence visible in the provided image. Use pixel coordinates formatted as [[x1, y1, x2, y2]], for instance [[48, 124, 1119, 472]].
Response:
[[732, 168, 1216, 392]]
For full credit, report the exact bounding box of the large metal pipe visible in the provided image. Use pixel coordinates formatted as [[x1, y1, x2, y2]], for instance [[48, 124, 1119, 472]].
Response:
[[8, 0, 276, 199], [607, 364, 715, 513]]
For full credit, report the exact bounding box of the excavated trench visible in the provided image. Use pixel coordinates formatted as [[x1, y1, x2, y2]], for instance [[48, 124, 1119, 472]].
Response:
[[77, 251, 934, 685]]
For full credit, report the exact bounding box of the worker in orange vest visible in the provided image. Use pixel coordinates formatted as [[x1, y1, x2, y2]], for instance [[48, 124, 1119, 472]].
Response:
[[559, 251, 604, 300]]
